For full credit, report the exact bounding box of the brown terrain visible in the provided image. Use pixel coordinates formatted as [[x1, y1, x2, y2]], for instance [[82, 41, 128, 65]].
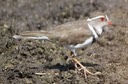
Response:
[[0, 0, 128, 84]]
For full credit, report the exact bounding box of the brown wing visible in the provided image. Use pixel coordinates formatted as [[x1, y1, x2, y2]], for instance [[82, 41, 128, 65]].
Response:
[[50, 20, 92, 45], [19, 20, 92, 45]]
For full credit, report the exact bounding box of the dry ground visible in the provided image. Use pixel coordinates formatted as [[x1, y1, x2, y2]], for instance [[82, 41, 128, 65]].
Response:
[[0, 0, 128, 84]]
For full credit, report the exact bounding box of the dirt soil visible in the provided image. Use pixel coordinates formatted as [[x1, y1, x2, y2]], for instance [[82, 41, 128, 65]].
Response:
[[0, 0, 128, 84]]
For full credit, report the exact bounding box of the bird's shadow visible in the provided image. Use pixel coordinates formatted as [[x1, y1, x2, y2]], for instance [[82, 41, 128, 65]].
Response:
[[47, 62, 99, 71]]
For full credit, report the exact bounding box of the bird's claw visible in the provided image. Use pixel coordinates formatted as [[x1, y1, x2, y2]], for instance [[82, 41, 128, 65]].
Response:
[[72, 58, 101, 79]]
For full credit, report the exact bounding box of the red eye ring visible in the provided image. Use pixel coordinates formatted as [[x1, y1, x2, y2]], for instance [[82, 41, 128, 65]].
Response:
[[100, 17, 105, 21]]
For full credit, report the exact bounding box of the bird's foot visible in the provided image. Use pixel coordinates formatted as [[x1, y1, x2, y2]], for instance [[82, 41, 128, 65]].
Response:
[[72, 58, 101, 79]]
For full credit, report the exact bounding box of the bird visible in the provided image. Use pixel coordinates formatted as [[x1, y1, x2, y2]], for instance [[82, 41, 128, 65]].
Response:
[[13, 14, 112, 79]]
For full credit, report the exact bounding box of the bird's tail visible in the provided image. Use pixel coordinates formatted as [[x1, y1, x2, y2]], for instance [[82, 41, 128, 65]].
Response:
[[13, 35, 22, 39], [13, 35, 50, 40], [13, 30, 51, 40]]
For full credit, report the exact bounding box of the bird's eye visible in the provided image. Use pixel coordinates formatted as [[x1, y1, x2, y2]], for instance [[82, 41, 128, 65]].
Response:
[[100, 17, 105, 22]]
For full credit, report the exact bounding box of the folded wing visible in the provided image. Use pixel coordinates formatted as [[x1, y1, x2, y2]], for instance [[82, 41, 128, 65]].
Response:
[[13, 20, 92, 45]]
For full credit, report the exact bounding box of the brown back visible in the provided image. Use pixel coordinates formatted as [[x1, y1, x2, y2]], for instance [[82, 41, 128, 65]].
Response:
[[20, 20, 92, 45]]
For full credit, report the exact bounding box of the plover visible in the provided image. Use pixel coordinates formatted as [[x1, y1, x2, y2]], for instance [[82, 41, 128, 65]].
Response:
[[13, 14, 112, 79]]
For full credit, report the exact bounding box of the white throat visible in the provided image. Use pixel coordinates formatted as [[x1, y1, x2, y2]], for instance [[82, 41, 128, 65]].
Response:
[[88, 23, 103, 38], [87, 23, 98, 39], [94, 26, 103, 35]]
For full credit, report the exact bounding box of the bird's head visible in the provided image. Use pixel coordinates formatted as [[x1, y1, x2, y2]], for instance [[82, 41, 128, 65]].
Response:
[[87, 15, 112, 35]]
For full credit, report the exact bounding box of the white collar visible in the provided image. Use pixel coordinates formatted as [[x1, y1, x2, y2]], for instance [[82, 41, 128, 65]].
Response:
[[87, 15, 104, 21]]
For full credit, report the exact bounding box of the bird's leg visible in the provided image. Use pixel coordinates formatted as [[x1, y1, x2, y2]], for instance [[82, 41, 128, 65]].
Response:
[[72, 57, 96, 79], [69, 48, 102, 79]]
